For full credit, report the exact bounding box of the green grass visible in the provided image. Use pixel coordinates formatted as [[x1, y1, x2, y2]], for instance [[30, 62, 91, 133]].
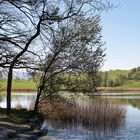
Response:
[[0, 80, 37, 91], [123, 80, 140, 88], [105, 70, 129, 80], [102, 69, 140, 88], [0, 69, 140, 91]]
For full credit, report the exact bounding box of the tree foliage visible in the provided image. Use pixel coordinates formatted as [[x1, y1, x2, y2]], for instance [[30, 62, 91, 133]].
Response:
[[0, 0, 112, 112], [128, 67, 140, 80]]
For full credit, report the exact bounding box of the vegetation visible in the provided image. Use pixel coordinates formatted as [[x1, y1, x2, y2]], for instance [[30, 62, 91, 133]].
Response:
[[0, 80, 36, 91], [0, 67, 140, 92], [39, 95, 126, 130], [1, 1, 137, 139], [101, 67, 140, 88], [0, 0, 111, 113]]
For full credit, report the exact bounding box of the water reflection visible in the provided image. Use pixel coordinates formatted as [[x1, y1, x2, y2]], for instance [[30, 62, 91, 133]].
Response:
[[40, 119, 126, 140], [40, 122, 124, 140], [100, 96, 140, 110], [0, 92, 36, 109], [0, 92, 140, 139]]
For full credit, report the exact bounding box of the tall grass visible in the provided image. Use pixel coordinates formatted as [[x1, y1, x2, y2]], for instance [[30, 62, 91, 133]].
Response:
[[39, 95, 126, 130]]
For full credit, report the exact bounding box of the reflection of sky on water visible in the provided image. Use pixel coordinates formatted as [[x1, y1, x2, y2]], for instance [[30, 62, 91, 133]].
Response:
[[101, 96, 140, 99], [0, 93, 36, 110], [126, 105, 140, 123]]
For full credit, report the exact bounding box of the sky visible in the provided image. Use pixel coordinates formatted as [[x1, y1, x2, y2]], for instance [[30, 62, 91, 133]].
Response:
[[101, 0, 140, 71]]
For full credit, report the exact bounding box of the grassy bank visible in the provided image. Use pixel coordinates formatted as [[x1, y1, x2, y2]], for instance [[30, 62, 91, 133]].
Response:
[[98, 87, 140, 93], [0, 80, 37, 91]]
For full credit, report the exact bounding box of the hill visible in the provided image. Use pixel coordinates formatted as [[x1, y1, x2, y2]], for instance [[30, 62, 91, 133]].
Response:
[[102, 68, 140, 88]]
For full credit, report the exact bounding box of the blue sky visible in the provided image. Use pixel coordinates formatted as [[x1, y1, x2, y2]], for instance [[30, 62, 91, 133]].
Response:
[[101, 0, 140, 70]]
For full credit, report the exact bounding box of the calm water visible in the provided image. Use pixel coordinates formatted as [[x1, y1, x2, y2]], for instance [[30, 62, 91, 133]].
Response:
[[0, 92, 36, 110], [0, 92, 140, 140]]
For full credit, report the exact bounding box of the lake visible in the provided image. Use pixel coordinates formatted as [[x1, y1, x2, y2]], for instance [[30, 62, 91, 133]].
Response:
[[0, 92, 140, 140]]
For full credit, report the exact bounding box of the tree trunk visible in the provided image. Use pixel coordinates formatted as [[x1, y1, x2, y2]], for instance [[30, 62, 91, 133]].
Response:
[[6, 67, 13, 114], [34, 92, 41, 112]]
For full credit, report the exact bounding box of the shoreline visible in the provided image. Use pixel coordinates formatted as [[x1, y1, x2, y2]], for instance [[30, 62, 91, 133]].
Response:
[[98, 87, 140, 93], [1, 87, 140, 94], [0, 89, 37, 92]]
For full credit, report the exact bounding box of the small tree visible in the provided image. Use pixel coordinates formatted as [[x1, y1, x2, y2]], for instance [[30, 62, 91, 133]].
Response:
[[34, 13, 106, 111], [103, 71, 108, 87]]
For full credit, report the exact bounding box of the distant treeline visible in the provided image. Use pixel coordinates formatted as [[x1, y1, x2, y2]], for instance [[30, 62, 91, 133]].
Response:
[[101, 67, 140, 87]]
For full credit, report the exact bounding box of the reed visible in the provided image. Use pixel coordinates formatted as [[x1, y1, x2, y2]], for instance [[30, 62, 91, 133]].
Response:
[[39, 95, 126, 130], [15, 102, 23, 110]]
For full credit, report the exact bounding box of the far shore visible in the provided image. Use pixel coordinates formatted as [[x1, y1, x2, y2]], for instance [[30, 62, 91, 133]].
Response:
[[0, 89, 37, 93], [0, 87, 140, 94], [98, 87, 140, 93]]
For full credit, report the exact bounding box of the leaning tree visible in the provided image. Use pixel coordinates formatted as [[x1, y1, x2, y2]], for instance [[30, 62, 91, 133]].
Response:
[[0, 0, 112, 113], [31, 6, 108, 111]]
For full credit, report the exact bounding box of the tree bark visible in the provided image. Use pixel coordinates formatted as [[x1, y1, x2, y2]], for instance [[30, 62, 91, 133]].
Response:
[[34, 92, 40, 112], [5, 16, 42, 113], [6, 66, 13, 114]]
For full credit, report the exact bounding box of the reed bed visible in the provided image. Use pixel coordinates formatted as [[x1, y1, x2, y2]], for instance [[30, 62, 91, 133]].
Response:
[[39, 95, 126, 130]]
